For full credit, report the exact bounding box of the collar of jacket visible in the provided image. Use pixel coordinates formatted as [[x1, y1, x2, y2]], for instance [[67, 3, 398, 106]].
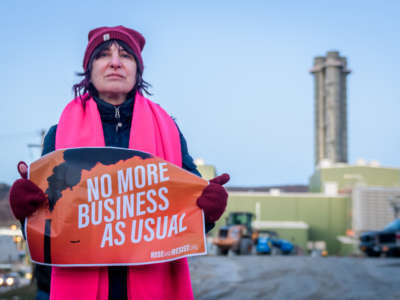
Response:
[[94, 95, 135, 123]]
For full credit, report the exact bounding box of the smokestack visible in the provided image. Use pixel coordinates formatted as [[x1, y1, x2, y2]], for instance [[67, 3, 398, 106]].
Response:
[[310, 51, 351, 167]]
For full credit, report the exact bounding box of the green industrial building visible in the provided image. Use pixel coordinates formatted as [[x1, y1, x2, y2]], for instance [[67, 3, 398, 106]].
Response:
[[197, 51, 400, 255], [309, 163, 400, 193], [199, 162, 400, 255], [217, 191, 350, 255]]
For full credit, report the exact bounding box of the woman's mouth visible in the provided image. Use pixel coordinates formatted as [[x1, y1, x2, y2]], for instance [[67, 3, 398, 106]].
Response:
[[106, 74, 124, 79]]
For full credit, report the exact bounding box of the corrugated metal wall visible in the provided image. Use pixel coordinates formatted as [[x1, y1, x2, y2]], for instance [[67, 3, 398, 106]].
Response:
[[210, 193, 350, 255], [352, 187, 400, 232]]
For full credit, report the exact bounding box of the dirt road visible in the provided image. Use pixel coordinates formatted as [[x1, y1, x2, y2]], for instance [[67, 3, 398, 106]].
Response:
[[189, 256, 400, 300]]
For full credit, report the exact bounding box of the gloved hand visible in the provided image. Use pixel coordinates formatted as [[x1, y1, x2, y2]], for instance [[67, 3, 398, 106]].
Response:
[[9, 161, 47, 220], [197, 173, 230, 223]]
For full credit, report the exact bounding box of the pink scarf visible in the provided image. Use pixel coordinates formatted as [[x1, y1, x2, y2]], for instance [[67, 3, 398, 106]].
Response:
[[51, 93, 193, 300]]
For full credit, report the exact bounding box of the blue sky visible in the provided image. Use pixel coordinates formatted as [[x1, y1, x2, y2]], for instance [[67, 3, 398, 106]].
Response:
[[1, 0, 399, 186]]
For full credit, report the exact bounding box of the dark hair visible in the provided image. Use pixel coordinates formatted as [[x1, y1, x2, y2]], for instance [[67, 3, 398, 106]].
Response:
[[73, 39, 151, 102]]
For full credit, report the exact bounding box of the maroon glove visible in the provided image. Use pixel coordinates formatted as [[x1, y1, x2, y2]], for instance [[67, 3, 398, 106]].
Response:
[[9, 161, 47, 220], [197, 173, 230, 223]]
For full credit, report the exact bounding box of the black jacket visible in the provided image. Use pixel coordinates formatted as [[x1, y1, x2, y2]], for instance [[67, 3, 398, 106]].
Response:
[[35, 96, 213, 299]]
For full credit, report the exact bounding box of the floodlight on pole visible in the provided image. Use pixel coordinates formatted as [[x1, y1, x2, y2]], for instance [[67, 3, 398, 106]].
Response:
[[387, 195, 400, 219]]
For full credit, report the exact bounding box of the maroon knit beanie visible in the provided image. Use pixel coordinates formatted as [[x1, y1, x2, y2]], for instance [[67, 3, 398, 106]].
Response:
[[83, 25, 146, 72]]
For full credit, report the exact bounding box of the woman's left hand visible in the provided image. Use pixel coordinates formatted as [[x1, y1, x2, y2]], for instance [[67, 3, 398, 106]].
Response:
[[196, 173, 230, 223]]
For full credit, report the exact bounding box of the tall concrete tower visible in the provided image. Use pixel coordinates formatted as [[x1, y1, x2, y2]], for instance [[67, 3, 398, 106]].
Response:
[[310, 51, 351, 166]]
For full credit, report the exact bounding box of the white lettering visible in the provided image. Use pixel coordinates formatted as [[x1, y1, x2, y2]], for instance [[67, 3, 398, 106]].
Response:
[[159, 162, 169, 182], [114, 221, 126, 246], [144, 218, 155, 242], [103, 198, 115, 222], [116, 196, 121, 220], [118, 168, 133, 194], [156, 216, 168, 239], [101, 223, 113, 248], [136, 191, 146, 216], [147, 163, 158, 185], [179, 213, 187, 232], [100, 174, 112, 197], [87, 177, 99, 202], [122, 194, 134, 219], [91, 200, 102, 225], [134, 166, 146, 188], [158, 187, 169, 210], [167, 214, 178, 237], [131, 219, 143, 243], [146, 189, 157, 213], [78, 204, 89, 228]]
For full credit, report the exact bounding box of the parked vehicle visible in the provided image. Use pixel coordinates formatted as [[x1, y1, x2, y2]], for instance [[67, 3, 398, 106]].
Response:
[[377, 219, 400, 257], [254, 230, 295, 255], [359, 218, 400, 257], [255, 230, 278, 255], [270, 238, 294, 255], [255, 235, 272, 254], [213, 212, 255, 255], [0, 272, 20, 287], [213, 213, 297, 256], [359, 231, 380, 257]]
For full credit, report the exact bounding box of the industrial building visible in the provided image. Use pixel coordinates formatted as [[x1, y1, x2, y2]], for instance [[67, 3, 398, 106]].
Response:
[[202, 51, 400, 255], [202, 160, 400, 256], [0, 226, 24, 263]]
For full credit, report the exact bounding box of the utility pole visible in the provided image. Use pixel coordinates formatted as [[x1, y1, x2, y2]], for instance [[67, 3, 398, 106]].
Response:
[[388, 196, 400, 219], [27, 129, 46, 155]]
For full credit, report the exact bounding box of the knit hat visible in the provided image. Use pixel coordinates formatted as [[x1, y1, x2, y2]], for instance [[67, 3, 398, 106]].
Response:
[[83, 25, 145, 72]]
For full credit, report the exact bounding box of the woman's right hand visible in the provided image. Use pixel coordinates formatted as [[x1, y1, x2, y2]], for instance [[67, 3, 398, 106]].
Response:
[[9, 161, 47, 220], [196, 173, 230, 223]]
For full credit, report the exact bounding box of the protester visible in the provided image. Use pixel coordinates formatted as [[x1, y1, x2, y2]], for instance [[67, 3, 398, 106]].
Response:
[[9, 25, 229, 300]]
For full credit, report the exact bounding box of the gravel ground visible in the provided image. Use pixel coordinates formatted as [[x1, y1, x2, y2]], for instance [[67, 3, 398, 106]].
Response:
[[189, 255, 400, 300]]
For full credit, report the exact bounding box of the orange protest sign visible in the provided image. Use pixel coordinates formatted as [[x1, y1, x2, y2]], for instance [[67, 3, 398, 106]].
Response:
[[26, 147, 208, 267]]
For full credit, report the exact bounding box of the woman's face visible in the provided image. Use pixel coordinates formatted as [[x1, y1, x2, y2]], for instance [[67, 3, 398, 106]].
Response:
[[91, 42, 137, 105]]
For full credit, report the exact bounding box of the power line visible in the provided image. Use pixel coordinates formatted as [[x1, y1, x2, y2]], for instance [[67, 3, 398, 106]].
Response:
[[27, 129, 46, 153]]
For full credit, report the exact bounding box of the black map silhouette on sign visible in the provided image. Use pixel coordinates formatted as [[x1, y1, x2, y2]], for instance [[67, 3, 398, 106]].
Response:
[[45, 148, 152, 211]]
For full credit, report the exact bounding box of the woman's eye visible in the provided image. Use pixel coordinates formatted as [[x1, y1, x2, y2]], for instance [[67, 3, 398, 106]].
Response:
[[121, 52, 133, 59], [98, 51, 110, 57]]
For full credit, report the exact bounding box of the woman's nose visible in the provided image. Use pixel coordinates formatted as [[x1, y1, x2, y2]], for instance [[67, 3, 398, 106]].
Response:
[[110, 53, 121, 68]]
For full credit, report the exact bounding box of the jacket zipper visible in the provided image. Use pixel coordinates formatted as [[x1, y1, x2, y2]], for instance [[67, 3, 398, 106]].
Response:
[[115, 106, 122, 132]]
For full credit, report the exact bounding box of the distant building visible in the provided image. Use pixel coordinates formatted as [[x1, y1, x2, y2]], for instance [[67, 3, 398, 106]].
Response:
[[208, 51, 400, 256], [217, 162, 400, 255], [309, 162, 400, 193], [352, 186, 400, 233], [194, 158, 216, 180], [0, 227, 23, 263], [309, 161, 400, 234], [217, 190, 351, 255], [310, 51, 351, 166]]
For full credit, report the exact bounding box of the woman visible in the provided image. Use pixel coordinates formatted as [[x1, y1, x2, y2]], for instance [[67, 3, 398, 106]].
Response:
[[9, 25, 229, 300]]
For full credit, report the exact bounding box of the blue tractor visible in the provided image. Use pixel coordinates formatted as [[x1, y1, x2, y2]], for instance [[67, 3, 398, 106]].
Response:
[[270, 238, 294, 255], [255, 230, 276, 254], [255, 230, 294, 255]]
